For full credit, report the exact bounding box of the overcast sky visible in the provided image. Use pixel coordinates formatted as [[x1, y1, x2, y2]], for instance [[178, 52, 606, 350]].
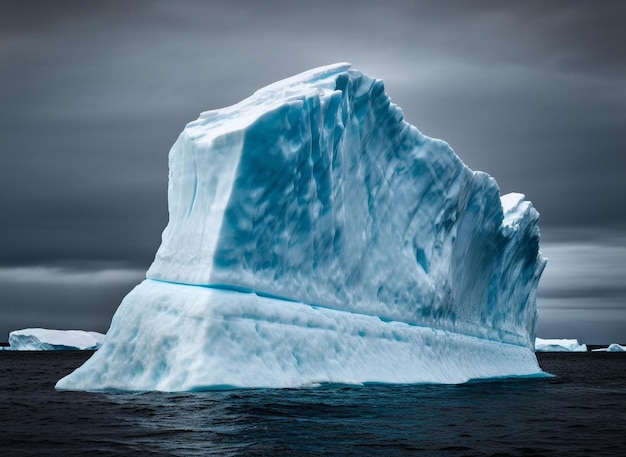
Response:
[[1, 0, 625, 344]]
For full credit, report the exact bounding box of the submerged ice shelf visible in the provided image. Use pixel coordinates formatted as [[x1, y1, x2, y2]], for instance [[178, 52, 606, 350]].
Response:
[[57, 63, 546, 391]]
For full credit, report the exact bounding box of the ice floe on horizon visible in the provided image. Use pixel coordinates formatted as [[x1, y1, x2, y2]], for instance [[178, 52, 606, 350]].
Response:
[[2, 328, 105, 351]]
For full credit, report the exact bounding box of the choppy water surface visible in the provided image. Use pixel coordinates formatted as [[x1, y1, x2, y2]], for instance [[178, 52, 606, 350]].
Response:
[[1, 351, 624, 456]]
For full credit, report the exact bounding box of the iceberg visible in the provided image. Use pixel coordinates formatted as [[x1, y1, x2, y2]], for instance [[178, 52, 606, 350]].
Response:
[[3, 328, 105, 351], [592, 343, 626, 352], [535, 338, 587, 352], [57, 63, 546, 391], [607, 344, 626, 352]]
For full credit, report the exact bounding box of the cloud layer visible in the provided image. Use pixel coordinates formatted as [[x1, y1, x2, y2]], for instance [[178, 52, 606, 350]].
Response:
[[1, 1, 624, 342]]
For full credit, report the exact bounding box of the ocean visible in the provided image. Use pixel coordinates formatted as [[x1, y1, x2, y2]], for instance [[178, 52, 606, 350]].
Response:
[[0, 351, 624, 456]]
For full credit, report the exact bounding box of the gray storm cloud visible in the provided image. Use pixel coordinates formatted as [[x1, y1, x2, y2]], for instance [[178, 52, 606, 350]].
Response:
[[1, 0, 624, 342]]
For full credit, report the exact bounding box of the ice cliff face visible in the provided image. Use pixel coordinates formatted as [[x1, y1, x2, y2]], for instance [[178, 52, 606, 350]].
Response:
[[57, 63, 546, 391], [147, 62, 544, 347]]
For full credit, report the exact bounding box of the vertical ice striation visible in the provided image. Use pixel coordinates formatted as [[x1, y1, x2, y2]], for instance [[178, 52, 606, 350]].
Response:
[[57, 63, 547, 391]]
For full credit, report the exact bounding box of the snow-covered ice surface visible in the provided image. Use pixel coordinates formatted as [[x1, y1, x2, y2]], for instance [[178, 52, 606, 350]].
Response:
[[3, 328, 104, 351], [57, 63, 546, 391], [535, 338, 587, 352]]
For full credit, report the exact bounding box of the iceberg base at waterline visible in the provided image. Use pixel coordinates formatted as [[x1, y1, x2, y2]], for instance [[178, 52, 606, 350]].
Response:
[[56, 280, 544, 391]]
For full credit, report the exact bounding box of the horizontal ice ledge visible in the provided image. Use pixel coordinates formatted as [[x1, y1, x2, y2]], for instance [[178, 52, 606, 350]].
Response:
[[56, 280, 544, 391]]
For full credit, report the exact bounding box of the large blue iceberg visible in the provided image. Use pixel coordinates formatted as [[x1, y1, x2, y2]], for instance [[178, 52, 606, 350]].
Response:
[[57, 63, 546, 391]]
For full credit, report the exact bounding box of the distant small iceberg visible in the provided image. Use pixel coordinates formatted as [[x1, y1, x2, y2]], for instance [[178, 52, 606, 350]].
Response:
[[1, 328, 105, 351], [592, 343, 626, 352], [534, 338, 587, 352]]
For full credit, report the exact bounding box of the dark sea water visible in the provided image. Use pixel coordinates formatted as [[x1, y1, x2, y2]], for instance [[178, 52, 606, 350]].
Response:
[[0, 351, 624, 456]]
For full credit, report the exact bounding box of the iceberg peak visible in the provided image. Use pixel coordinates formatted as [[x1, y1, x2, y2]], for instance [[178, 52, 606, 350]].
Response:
[[57, 64, 546, 391]]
